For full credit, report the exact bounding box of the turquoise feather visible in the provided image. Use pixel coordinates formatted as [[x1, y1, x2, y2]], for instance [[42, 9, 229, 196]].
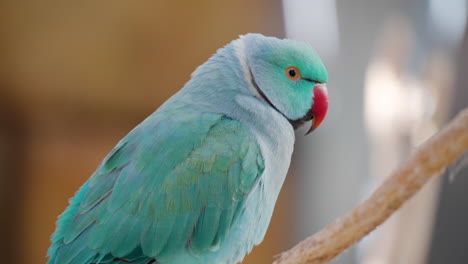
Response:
[[49, 113, 264, 264]]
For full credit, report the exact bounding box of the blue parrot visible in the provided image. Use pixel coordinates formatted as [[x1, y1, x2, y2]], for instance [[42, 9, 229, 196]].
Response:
[[47, 33, 328, 264]]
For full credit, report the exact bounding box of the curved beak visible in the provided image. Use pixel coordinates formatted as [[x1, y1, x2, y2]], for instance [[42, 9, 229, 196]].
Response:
[[306, 83, 328, 135]]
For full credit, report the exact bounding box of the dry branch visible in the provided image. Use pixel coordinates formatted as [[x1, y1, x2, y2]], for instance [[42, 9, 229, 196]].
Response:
[[273, 107, 468, 264]]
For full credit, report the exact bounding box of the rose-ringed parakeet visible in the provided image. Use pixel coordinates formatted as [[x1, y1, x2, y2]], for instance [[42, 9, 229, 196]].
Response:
[[47, 33, 328, 264]]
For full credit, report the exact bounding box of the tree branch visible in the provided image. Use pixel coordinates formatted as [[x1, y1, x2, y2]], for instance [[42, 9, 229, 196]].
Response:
[[273, 107, 468, 264]]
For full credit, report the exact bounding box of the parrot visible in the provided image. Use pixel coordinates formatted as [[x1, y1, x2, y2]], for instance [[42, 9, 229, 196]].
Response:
[[47, 33, 328, 264]]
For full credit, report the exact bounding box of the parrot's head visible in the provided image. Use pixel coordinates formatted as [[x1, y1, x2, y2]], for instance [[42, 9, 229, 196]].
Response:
[[240, 34, 328, 134]]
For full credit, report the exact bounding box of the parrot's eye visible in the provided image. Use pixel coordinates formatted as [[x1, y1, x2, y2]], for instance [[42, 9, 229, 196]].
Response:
[[285, 66, 301, 80]]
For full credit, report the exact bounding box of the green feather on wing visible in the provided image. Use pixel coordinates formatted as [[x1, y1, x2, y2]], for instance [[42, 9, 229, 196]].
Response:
[[49, 110, 265, 263]]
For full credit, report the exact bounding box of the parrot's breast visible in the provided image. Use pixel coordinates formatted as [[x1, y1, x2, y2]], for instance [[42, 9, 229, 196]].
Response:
[[202, 94, 295, 264]]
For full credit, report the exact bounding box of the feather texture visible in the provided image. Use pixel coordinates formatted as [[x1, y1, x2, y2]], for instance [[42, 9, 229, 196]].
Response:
[[48, 112, 265, 264]]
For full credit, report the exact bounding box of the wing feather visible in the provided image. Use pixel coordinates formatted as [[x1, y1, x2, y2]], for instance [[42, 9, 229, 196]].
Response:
[[48, 112, 265, 264]]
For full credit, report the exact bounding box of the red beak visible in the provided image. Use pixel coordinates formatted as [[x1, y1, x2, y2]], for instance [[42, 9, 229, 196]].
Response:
[[306, 83, 328, 135]]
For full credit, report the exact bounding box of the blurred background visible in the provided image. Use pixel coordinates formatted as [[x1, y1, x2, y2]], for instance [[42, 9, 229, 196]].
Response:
[[0, 0, 467, 263]]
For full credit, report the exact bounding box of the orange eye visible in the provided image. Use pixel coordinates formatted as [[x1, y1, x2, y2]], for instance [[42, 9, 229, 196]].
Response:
[[285, 66, 301, 80]]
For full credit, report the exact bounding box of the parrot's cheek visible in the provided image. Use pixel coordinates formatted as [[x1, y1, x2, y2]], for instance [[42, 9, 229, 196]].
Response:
[[306, 83, 328, 135]]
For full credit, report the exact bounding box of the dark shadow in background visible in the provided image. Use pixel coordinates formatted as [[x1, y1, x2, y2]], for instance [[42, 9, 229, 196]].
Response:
[[429, 28, 468, 264], [0, 85, 29, 263]]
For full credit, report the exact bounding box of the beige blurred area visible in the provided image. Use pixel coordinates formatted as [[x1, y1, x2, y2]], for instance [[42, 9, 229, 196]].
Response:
[[0, 1, 290, 263]]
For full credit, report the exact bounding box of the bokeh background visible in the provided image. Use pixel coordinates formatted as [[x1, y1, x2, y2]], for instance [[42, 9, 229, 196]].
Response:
[[1, 0, 467, 263]]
